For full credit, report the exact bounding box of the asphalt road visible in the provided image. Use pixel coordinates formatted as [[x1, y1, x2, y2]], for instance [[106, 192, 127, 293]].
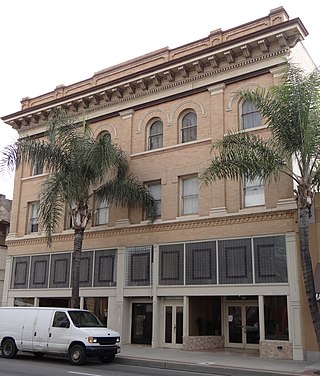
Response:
[[0, 354, 227, 376]]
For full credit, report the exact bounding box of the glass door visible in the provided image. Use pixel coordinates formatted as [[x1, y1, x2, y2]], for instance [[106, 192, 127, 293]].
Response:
[[131, 303, 153, 345], [164, 303, 183, 347], [227, 303, 259, 348]]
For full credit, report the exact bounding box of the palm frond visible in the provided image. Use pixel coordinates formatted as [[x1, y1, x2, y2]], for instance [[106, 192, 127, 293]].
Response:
[[202, 132, 286, 184], [95, 175, 157, 221], [38, 173, 66, 244]]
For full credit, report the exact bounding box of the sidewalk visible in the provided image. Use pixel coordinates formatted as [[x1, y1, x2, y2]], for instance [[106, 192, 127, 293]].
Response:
[[116, 344, 320, 376]]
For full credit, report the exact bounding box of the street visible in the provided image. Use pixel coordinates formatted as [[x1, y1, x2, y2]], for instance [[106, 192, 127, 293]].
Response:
[[0, 354, 225, 376]]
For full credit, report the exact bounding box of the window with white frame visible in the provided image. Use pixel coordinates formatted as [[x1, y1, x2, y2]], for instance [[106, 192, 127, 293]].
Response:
[[31, 161, 44, 176], [181, 111, 197, 143], [244, 177, 265, 207], [95, 197, 109, 225], [146, 181, 161, 218], [181, 175, 198, 215], [241, 100, 262, 129], [148, 120, 163, 150], [28, 202, 39, 233], [65, 201, 75, 230]]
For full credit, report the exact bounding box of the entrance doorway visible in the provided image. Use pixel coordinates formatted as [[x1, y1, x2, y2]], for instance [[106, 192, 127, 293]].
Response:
[[131, 303, 153, 345], [164, 303, 183, 347], [226, 303, 259, 348]]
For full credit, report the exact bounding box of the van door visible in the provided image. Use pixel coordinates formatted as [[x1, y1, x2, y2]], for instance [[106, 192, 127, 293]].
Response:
[[47, 311, 71, 353], [33, 309, 54, 352], [21, 309, 39, 351]]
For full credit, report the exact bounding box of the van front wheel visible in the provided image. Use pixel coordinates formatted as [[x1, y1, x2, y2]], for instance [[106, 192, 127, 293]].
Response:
[[68, 344, 87, 365], [2, 338, 17, 358]]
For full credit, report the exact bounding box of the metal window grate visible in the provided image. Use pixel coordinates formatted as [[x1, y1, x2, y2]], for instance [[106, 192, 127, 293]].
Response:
[[186, 242, 216, 285], [159, 244, 184, 285], [126, 246, 152, 286]]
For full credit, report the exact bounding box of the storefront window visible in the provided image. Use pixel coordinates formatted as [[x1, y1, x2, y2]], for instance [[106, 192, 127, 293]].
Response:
[[84, 297, 108, 327], [264, 296, 289, 340], [14, 297, 34, 306]]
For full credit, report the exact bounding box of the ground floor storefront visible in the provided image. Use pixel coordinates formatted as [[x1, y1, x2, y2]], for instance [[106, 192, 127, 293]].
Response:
[[2, 231, 304, 360]]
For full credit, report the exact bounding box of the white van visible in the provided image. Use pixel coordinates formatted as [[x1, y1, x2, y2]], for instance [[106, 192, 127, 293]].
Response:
[[0, 307, 120, 365]]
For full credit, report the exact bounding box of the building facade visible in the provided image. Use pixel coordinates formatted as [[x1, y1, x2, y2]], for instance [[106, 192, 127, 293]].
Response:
[[1, 7, 318, 361], [0, 194, 12, 306]]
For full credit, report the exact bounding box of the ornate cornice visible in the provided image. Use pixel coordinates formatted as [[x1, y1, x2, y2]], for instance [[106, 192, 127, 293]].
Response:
[[3, 19, 302, 132], [7, 209, 295, 247]]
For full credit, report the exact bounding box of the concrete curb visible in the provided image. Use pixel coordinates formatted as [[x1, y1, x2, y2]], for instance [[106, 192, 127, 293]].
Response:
[[115, 356, 298, 376]]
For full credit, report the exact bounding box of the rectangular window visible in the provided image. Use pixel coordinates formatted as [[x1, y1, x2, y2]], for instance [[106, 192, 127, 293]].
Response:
[[147, 181, 161, 218], [29, 255, 49, 289], [126, 246, 152, 286], [218, 238, 253, 284], [28, 202, 39, 233], [11, 256, 30, 289], [254, 236, 287, 283], [94, 249, 117, 287], [244, 177, 265, 207], [181, 176, 198, 215], [31, 161, 44, 176], [264, 296, 289, 340], [186, 242, 216, 285], [79, 251, 93, 287], [95, 198, 109, 225], [159, 244, 184, 285], [49, 253, 71, 288]]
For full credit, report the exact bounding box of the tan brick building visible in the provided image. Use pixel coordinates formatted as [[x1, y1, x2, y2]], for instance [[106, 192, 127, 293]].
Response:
[[1, 7, 318, 360]]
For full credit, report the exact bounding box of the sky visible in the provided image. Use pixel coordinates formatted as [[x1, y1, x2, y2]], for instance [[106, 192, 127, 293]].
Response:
[[0, 0, 319, 199]]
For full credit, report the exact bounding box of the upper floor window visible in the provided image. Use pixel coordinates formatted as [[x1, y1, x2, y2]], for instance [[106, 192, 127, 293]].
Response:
[[31, 161, 44, 176], [98, 130, 111, 142], [146, 181, 161, 218], [95, 198, 109, 225], [181, 175, 198, 215], [65, 201, 75, 230], [181, 111, 197, 143], [148, 120, 163, 150], [241, 100, 261, 130], [244, 177, 265, 207], [28, 202, 39, 233]]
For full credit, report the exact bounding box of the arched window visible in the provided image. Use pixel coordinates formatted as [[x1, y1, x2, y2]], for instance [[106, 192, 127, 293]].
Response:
[[181, 111, 197, 143], [97, 130, 111, 142], [241, 100, 261, 129], [148, 120, 163, 150]]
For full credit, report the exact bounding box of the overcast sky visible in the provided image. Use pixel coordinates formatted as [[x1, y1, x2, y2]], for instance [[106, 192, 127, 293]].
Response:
[[0, 0, 319, 199]]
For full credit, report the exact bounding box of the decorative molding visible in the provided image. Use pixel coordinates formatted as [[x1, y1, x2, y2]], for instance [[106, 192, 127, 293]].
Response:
[[258, 39, 269, 53], [137, 109, 170, 134], [241, 44, 252, 59], [164, 70, 175, 82], [207, 83, 226, 96], [7, 47, 290, 129], [224, 50, 235, 64], [226, 82, 262, 112], [6, 210, 295, 248]]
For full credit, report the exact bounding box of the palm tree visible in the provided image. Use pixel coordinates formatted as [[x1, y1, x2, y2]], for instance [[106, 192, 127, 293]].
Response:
[[1, 109, 156, 308], [201, 62, 320, 348]]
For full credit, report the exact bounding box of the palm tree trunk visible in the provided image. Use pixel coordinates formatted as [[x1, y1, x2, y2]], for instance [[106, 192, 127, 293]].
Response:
[[71, 229, 84, 308], [299, 207, 320, 348]]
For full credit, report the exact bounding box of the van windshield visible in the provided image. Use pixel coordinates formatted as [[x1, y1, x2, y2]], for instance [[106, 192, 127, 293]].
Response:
[[68, 310, 104, 328]]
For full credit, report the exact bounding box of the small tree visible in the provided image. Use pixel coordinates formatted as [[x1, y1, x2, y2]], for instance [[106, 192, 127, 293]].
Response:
[[201, 62, 320, 348], [1, 110, 156, 308]]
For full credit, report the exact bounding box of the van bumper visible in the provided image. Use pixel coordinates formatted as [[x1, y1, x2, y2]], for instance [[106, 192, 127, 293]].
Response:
[[85, 345, 120, 357]]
